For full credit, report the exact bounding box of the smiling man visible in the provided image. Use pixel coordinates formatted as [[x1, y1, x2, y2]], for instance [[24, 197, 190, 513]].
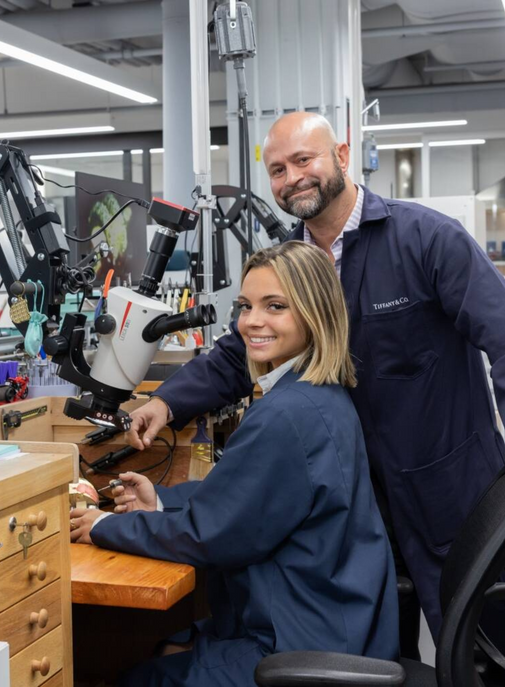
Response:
[[126, 112, 505, 658]]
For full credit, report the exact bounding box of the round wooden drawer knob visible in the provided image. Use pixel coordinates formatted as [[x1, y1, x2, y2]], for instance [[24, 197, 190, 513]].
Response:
[[29, 608, 49, 628], [27, 511, 47, 531], [31, 656, 50, 676], [28, 561, 47, 581]]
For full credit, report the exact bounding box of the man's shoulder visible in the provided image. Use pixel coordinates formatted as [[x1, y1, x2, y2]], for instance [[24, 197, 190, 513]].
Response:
[[381, 196, 462, 231]]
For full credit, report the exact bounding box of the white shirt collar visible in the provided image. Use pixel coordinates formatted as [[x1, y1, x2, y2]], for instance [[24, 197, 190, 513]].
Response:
[[256, 356, 301, 395], [303, 185, 364, 276]]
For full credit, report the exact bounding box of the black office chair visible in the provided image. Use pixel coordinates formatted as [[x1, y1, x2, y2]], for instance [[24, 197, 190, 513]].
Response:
[[255, 469, 505, 687]]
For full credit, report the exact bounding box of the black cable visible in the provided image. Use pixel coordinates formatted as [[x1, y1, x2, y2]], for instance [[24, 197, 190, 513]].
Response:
[[64, 199, 139, 243], [79, 429, 176, 490], [29, 163, 148, 206]]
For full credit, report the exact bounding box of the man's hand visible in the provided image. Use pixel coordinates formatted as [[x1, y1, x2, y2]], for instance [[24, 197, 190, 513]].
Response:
[[126, 397, 170, 450], [70, 507, 104, 544], [112, 471, 158, 514]]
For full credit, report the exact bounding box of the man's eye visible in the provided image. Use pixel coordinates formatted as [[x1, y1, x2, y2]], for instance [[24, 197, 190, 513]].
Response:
[[298, 157, 309, 164], [271, 168, 284, 177]]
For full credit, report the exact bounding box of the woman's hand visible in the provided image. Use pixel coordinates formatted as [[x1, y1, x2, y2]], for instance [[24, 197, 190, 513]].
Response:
[[111, 471, 158, 513], [70, 508, 104, 544], [126, 398, 170, 450]]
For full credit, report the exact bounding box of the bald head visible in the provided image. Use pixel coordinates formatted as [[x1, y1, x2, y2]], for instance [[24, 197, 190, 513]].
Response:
[[264, 112, 338, 152], [263, 112, 352, 223]]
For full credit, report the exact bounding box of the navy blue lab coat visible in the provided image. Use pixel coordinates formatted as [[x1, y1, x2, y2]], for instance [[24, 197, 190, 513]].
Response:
[[155, 187, 505, 638], [92, 370, 399, 686]]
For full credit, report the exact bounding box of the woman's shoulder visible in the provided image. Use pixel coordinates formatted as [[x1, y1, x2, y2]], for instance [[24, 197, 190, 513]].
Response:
[[264, 378, 353, 421]]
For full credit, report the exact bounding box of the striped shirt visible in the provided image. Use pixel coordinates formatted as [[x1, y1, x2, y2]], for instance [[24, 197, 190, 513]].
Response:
[[303, 184, 364, 277]]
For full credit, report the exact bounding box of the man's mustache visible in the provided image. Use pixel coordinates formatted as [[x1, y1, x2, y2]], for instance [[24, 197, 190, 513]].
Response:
[[281, 181, 319, 201]]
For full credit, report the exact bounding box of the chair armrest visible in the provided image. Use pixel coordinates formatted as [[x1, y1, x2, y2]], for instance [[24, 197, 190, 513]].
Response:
[[485, 582, 505, 601], [396, 577, 414, 596], [254, 651, 406, 686]]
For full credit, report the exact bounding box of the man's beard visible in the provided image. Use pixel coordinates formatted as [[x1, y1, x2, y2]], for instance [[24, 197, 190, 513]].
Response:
[[278, 154, 346, 220]]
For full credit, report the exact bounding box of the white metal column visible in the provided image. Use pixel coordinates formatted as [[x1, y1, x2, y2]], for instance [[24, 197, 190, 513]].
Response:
[[162, 0, 194, 207]]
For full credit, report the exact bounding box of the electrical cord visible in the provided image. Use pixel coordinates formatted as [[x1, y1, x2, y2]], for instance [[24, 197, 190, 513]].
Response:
[[28, 164, 148, 206], [78, 430, 177, 506], [65, 199, 147, 243]]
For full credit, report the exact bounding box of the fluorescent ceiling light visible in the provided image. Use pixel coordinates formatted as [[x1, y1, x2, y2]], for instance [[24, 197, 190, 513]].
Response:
[[35, 165, 76, 178], [376, 143, 423, 150], [0, 125, 114, 139], [363, 119, 467, 132], [0, 21, 159, 104], [31, 150, 124, 160], [429, 139, 486, 147], [132, 147, 220, 155]]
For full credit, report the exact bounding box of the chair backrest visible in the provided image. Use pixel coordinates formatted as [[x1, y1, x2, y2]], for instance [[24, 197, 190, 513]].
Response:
[[436, 468, 505, 687]]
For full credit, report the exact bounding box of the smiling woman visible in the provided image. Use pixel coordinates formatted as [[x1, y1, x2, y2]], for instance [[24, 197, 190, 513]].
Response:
[[238, 241, 356, 386], [81, 240, 399, 687]]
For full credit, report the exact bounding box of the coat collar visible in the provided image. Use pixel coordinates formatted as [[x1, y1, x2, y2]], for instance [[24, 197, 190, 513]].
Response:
[[284, 185, 391, 241]]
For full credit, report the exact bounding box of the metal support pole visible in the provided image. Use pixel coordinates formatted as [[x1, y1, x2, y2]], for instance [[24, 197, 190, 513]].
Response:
[[421, 135, 430, 198], [189, 0, 216, 344], [142, 149, 152, 200], [123, 150, 132, 182]]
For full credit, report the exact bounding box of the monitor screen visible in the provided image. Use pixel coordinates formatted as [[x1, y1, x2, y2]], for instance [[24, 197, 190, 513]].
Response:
[[74, 172, 148, 286]]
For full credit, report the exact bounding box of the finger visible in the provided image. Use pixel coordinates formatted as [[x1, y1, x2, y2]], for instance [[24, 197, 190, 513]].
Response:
[[70, 508, 88, 518], [70, 526, 83, 542], [126, 429, 145, 451], [143, 418, 167, 447], [114, 494, 136, 506], [114, 504, 129, 514], [110, 485, 125, 497]]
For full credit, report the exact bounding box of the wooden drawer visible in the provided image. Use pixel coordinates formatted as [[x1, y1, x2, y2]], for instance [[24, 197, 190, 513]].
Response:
[[10, 625, 63, 687], [0, 535, 61, 612], [0, 489, 61, 563], [0, 580, 61, 656], [42, 672, 63, 687]]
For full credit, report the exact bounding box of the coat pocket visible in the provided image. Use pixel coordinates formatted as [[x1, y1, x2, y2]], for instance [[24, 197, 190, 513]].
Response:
[[401, 433, 496, 552], [363, 300, 438, 380]]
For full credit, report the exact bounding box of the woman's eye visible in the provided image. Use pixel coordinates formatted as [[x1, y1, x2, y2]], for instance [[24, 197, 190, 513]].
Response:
[[237, 303, 250, 312], [268, 302, 287, 311]]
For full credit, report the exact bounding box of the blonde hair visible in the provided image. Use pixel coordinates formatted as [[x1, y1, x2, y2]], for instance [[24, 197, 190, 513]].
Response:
[[241, 241, 356, 387]]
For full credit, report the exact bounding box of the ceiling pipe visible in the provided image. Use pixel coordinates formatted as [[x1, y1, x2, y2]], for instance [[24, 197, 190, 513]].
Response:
[[424, 61, 505, 73], [368, 80, 505, 98], [363, 18, 505, 39]]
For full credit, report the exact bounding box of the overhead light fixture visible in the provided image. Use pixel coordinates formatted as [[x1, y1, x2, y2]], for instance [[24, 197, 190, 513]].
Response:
[[0, 21, 159, 104], [0, 125, 114, 140], [429, 139, 486, 147], [35, 165, 76, 178], [363, 119, 467, 132], [376, 143, 423, 150], [31, 151, 124, 161]]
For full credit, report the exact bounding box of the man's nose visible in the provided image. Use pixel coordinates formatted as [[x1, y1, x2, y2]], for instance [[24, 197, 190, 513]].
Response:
[[284, 164, 304, 188]]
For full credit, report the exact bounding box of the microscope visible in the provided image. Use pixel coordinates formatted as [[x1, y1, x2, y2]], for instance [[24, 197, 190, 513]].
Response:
[[0, 142, 216, 431]]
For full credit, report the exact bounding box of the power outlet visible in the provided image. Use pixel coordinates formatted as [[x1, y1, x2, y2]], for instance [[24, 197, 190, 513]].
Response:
[[0, 642, 9, 687]]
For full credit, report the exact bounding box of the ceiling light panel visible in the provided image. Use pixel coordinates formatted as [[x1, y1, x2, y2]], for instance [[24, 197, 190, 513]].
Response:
[[0, 21, 159, 104], [31, 151, 125, 160], [429, 139, 486, 147], [376, 143, 423, 150], [0, 125, 114, 139], [363, 120, 468, 132]]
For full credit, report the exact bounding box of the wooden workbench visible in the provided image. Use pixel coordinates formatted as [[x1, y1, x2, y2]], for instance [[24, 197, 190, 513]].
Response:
[[71, 544, 195, 611]]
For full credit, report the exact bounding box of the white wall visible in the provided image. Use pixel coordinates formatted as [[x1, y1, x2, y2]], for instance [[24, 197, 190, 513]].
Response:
[[430, 146, 474, 197], [478, 139, 505, 192], [368, 149, 396, 198]]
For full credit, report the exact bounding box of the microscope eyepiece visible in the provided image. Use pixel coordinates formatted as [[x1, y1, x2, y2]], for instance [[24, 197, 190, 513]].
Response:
[[142, 304, 217, 343]]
